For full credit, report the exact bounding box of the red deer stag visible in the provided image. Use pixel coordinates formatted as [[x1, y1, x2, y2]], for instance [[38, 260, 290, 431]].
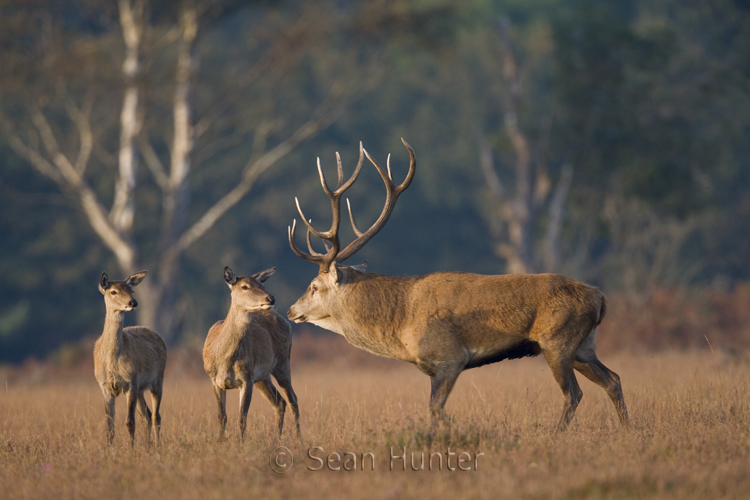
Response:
[[95, 271, 167, 446], [203, 266, 300, 441], [287, 139, 628, 431]]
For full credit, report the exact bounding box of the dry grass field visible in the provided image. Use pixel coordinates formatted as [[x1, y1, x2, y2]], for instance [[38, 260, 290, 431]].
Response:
[[2, 333, 750, 499]]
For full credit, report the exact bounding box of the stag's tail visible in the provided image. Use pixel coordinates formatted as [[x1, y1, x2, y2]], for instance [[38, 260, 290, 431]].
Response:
[[595, 293, 608, 327]]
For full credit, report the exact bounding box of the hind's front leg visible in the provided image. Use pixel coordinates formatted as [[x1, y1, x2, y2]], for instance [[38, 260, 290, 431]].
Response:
[[213, 384, 227, 441], [103, 392, 116, 444], [238, 382, 253, 442]]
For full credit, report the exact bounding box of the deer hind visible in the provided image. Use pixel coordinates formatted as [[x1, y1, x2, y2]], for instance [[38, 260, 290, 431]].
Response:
[[287, 139, 629, 431], [94, 271, 167, 446], [203, 266, 300, 441]]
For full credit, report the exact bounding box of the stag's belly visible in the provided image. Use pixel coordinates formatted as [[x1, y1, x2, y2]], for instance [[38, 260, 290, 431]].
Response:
[[465, 337, 541, 369]]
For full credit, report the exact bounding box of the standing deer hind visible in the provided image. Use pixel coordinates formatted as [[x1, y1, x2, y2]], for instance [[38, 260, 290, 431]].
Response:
[[203, 266, 300, 441], [94, 271, 167, 446], [287, 138, 629, 431]]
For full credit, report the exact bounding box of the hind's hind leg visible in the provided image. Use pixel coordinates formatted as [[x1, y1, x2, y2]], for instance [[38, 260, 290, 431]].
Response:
[[137, 392, 153, 445], [574, 330, 629, 426]]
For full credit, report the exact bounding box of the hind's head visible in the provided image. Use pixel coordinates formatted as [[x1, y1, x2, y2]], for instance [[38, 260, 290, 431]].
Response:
[[99, 270, 147, 312], [223, 266, 276, 312]]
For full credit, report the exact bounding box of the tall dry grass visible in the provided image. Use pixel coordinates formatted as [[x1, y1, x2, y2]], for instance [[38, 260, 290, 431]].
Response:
[[2, 333, 750, 499]]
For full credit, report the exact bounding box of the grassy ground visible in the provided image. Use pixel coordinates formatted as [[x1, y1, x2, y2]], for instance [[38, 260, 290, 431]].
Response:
[[1, 339, 750, 499]]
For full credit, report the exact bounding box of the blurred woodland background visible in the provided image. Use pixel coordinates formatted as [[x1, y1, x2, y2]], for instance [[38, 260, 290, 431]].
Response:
[[1, 0, 749, 363]]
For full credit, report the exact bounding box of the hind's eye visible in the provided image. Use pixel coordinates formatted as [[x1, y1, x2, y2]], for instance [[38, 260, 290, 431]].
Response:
[[242, 285, 249, 290], [110, 290, 117, 295]]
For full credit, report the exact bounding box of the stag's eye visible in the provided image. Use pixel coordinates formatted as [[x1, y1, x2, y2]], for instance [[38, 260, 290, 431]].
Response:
[[311, 284, 318, 293], [241, 285, 249, 290]]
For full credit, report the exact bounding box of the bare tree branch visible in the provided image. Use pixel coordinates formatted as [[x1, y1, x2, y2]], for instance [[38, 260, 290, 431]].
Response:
[[0, 113, 63, 184], [173, 101, 344, 254], [64, 96, 94, 176], [138, 133, 169, 190]]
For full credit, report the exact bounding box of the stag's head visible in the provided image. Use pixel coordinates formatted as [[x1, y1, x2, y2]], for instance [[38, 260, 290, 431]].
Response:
[[287, 139, 415, 325], [223, 266, 277, 312], [99, 271, 147, 312]]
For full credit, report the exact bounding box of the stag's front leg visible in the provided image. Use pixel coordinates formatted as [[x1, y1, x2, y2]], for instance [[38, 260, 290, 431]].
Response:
[[238, 382, 253, 442], [213, 384, 227, 441], [126, 387, 138, 447]]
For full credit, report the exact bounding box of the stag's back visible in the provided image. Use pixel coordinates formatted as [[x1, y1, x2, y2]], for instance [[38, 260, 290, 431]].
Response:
[[410, 272, 604, 339]]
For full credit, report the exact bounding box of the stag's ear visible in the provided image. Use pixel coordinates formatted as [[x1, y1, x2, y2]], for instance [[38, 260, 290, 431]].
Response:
[[329, 261, 344, 286], [99, 272, 109, 293], [252, 267, 276, 283], [125, 270, 147, 287], [350, 260, 368, 273], [224, 266, 237, 286]]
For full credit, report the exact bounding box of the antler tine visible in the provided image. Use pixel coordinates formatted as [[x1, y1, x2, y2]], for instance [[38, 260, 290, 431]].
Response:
[[289, 219, 338, 267], [336, 139, 416, 263], [289, 220, 318, 262], [305, 223, 324, 257], [316, 158, 333, 198], [334, 152, 344, 190], [396, 138, 417, 194], [295, 197, 329, 240], [346, 198, 364, 237], [386, 154, 392, 181], [333, 141, 364, 195]]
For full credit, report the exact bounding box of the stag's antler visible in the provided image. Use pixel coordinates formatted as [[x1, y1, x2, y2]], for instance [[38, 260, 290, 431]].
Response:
[[289, 138, 416, 272]]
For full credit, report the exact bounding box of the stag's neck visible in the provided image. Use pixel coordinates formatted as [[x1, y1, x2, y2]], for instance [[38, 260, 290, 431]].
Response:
[[325, 275, 415, 362], [101, 308, 125, 359]]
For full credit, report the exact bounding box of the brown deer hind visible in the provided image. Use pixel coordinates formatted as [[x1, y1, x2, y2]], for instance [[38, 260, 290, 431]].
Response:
[[203, 266, 300, 441], [287, 139, 628, 431], [94, 271, 167, 446]]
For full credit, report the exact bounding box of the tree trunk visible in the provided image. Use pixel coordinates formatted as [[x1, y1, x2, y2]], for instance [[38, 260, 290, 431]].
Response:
[[136, 3, 198, 342]]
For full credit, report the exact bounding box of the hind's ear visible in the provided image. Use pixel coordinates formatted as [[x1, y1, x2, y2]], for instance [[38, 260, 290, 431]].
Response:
[[252, 267, 276, 283], [99, 272, 109, 294], [224, 266, 237, 286], [125, 270, 148, 287]]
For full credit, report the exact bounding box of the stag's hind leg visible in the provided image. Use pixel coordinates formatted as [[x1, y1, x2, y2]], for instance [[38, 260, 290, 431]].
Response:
[[542, 348, 583, 432], [574, 330, 629, 427], [255, 377, 287, 437]]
